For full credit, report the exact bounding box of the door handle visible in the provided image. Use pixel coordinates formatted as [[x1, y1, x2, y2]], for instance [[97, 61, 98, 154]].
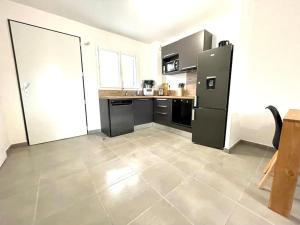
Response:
[[156, 112, 167, 115], [181, 65, 197, 71], [192, 109, 195, 121], [194, 96, 198, 107]]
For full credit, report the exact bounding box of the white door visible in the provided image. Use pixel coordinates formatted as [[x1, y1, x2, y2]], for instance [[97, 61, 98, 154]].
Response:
[[10, 21, 87, 145]]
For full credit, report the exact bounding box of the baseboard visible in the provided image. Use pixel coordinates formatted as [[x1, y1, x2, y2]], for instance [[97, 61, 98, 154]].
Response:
[[0, 149, 7, 167], [0, 144, 10, 167], [239, 140, 275, 151], [134, 123, 153, 130], [87, 129, 101, 134], [153, 123, 192, 139], [224, 139, 242, 153], [6, 142, 27, 156]]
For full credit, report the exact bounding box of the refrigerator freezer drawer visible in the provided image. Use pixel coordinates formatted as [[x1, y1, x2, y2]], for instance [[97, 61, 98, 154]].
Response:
[[192, 108, 227, 149]]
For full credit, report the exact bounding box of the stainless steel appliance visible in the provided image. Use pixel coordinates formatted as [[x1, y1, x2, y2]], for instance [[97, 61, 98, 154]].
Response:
[[172, 99, 193, 127], [192, 44, 233, 149], [163, 59, 179, 73], [143, 80, 155, 96]]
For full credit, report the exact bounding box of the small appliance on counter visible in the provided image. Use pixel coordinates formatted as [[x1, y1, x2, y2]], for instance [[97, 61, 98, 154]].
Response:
[[177, 83, 185, 96], [162, 54, 179, 74], [218, 40, 230, 47], [142, 80, 155, 96]]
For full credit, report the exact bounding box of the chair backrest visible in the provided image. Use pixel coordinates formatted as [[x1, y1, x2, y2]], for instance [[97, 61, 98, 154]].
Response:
[[266, 105, 283, 149]]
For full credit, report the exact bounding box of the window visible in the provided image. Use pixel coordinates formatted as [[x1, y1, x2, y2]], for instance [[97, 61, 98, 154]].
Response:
[[121, 54, 137, 89], [98, 49, 137, 89], [98, 50, 121, 88]]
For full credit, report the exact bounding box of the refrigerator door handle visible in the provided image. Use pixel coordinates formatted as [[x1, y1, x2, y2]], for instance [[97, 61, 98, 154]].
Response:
[[192, 108, 195, 121], [193, 96, 198, 108]]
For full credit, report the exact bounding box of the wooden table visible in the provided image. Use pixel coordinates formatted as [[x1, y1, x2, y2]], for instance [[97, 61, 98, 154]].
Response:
[[269, 109, 300, 217]]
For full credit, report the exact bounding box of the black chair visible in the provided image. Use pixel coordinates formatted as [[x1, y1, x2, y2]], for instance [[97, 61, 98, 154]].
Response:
[[265, 105, 283, 149], [258, 105, 282, 188]]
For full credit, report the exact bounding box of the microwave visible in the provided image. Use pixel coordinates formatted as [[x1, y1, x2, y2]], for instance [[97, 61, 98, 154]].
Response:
[[163, 60, 179, 73]]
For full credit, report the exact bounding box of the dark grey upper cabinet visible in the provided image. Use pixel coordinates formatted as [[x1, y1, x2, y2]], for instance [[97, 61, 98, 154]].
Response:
[[161, 42, 180, 59], [161, 30, 212, 73], [133, 99, 153, 125]]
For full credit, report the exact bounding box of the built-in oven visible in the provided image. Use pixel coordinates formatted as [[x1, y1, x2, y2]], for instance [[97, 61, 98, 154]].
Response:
[[172, 99, 192, 127]]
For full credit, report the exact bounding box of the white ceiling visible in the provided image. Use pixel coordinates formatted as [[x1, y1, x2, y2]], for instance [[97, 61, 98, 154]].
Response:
[[10, 0, 236, 43]]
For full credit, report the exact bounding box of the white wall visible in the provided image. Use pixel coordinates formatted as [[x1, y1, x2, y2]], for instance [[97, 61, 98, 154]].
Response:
[[158, 0, 300, 149], [0, 0, 155, 144], [0, 100, 9, 166], [237, 0, 300, 146]]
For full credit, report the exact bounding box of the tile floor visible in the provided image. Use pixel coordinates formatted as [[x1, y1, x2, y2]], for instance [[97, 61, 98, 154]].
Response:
[[0, 127, 299, 225]]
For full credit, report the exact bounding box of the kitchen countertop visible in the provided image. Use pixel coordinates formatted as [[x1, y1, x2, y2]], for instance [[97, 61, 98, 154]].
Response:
[[99, 95, 195, 100]]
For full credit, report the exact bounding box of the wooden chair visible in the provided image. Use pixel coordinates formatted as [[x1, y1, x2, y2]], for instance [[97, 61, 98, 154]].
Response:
[[258, 106, 282, 189]]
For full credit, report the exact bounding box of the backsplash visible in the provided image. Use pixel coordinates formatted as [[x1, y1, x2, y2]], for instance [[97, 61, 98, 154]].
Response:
[[99, 72, 197, 97], [162, 72, 197, 96], [185, 72, 197, 96]]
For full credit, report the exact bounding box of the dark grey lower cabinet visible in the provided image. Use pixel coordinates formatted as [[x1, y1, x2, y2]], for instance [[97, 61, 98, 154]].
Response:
[[133, 99, 153, 125], [153, 99, 172, 126]]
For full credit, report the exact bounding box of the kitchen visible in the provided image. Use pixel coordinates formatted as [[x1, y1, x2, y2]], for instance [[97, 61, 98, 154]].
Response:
[[0, 1, 300, 225], [99, 31, 233, 150]]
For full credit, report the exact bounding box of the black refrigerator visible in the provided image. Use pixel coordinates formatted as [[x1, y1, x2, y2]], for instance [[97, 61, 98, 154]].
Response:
[[192, 44, 233, 149]]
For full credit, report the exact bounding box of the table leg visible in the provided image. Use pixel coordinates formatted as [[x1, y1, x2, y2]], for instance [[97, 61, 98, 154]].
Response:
[[269, 120, 300, 217]]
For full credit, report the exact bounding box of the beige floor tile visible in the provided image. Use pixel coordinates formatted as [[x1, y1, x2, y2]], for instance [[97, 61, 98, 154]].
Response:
[[36, 195, 112, 225], [226, 205, 272, 225], [0, 187, 37, 225], [1, 131, 299, 225], [40, 159, 87, 183], [129, 199, 192, 225], [166, 177, 236, 225], [0, 171, 40, 200], [81, 148, 118, 168], [102, 136, 130, 148], [147, 143, 180, 161], [121, 149, 162, 172], [239, 183, 298, 225], [142, 162, 185, 196], [109, 142, 142, 156], [170, 152, 207, 175], [194, 163, 250, 201], [99, 174, 161, 225], [88, 158, 136, 192], [37, 170, 96, 220]]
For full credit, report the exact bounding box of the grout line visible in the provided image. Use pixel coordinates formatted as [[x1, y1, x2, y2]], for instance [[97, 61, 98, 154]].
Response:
[[126, 204, 153, 225], [31, 174, 41, 225], [95, 193, 114, 225], [192, 171, 276, 225], [139, 176, 195, 225]]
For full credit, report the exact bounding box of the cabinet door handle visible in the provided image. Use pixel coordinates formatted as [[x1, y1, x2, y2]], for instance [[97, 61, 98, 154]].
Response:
[[156, 112, 167, 115], [181, 65, 197, 71], [163, 53, 177, 59], [157, 99, 167, 101], [157, 105, 167, 108]]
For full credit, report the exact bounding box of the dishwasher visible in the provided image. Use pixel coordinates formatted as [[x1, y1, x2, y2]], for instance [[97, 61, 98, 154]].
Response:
[[109, 100, 134, 136]]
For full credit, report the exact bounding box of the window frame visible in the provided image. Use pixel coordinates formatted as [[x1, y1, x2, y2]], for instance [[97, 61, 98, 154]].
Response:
[[97, 48, 138, 90]]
